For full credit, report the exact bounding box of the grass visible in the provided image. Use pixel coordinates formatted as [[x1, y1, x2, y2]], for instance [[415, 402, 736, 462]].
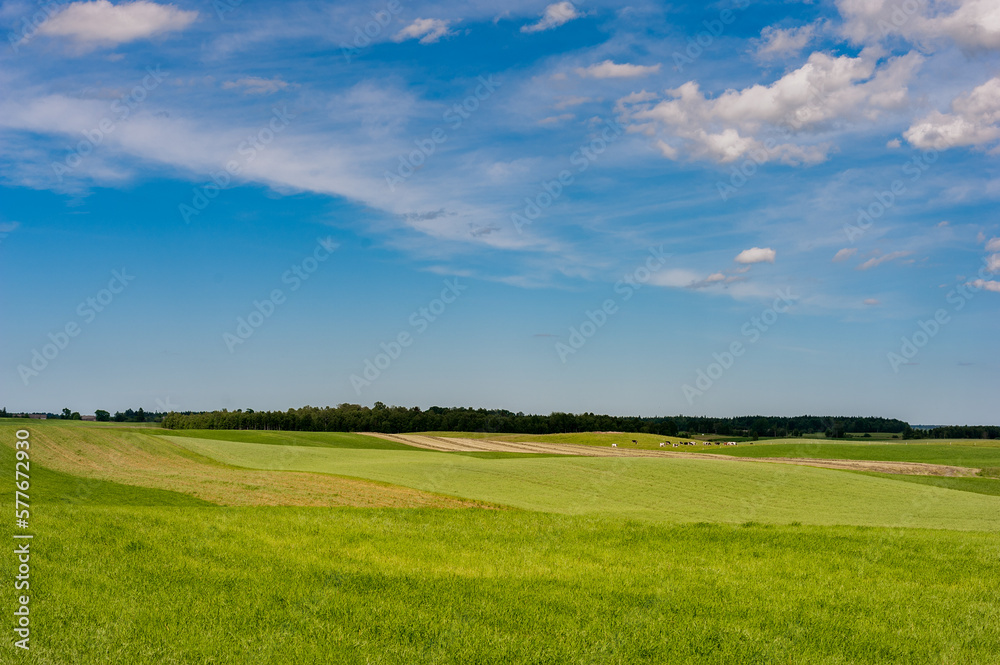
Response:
[[0, 439, 213, 507], [852, 471, 1000, 497], [0, 423, 477, 509], [2, 505, 998, 664], [165, 436, 1000, 531], [690, 439, 1000, 468], [150, 428, 419, 450], [5, 421, 1000, 663]]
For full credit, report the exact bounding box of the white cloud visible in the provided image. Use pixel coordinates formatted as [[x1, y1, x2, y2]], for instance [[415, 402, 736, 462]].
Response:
[[538, 114, 574, 126], [704, 272, 726, 283], [222, 77, 291, 95], [521, 2, 580, 34], [832, 247, 857, 262], [735, 247, 776, 264], [969, 279, 1000, 293], [393, 18, 453, 44], [904, 77, 1000, 151], [986, 237, 1000, 251], [36, 0, 196, 46], [649, 268, 700, 288], [756, 24, 817, 58], [856, 250, 910, 270], [617, 49, 921, 165], [838, 0, 1000, 51], [987, 254, 1000, 273], [576, 60, 661, 79]]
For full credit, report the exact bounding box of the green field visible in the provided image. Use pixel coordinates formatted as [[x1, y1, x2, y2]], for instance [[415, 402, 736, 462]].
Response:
[[4, 421, 1000, 663], [150, 427, 419, 450], [690, 438, 1000, 469], [163, 436, 1000, 531]]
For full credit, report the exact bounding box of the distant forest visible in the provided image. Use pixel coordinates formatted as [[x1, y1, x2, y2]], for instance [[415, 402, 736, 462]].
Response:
[[160, 404, 921, 438]]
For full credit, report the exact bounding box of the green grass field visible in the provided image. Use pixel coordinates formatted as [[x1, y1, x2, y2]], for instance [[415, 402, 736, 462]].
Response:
[[689, 438, 1000, 468], [4, 421, 1000, 663], [164, 436, 1000, 531]]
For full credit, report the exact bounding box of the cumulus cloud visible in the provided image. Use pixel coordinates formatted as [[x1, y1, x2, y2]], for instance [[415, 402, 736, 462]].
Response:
[[756, 24, 817, 58], [856, 250, 910, 270], [617, 49, 921, 165], [222, 77, 292, 95], [838, 0, 1000, 51], [986, 237, 1000, 251], [576, 60, 661, 79], [36, 0, 196, 46], [832, 247, 858, 262], [735, 247, 776, 264], [904, 77, 1000, 151], [521, 2, 580, 33], [393, 18, 453, 44], [969, 279, 1000, 293], [987, 254, 1000, 272]]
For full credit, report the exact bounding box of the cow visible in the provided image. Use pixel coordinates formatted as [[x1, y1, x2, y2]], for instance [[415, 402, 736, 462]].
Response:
[[611, 443, 617, 448], [659, 442, 665, 447]]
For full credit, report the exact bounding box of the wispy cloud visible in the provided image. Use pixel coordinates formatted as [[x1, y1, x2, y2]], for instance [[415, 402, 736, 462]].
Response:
[[832, 248, 857, 262], [576, 60, 661, 79], [857, 251, 910, 271], [521, 2, 581, 34], [36, 0, 197, 47], [222, 77, 292, 95], [393, 18, 453, 44], [755, 23, 817, 59]]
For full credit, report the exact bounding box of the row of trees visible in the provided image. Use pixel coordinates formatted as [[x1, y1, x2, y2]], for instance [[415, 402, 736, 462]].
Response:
[[160, 404, 911, 437], [903, 424, 999, 439], [0, 408, 166, 422]]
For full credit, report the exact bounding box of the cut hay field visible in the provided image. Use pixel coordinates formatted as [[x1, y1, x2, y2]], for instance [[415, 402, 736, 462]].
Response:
[[424, 431, 1000, 469], [4, 420, 1000, 663]]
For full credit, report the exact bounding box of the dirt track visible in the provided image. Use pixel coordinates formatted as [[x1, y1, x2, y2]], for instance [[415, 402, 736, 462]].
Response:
[[363, 433, 980, 477]]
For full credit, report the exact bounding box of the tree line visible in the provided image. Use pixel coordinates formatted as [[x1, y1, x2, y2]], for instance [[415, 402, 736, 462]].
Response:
[[159, 404, 912, 437]]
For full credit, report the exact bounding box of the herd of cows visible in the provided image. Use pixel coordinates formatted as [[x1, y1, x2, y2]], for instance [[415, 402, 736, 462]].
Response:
[[610, 440, 745, 448]]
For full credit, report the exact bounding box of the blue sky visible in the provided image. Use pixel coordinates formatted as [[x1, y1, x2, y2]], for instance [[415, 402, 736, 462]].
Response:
[[1, 0, 998, 424]]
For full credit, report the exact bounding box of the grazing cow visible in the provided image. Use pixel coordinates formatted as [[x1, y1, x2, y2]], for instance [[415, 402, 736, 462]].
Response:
[[659, 442, 665, 447], [631, 439, 637, 444], [611, 443, 617, 448]]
